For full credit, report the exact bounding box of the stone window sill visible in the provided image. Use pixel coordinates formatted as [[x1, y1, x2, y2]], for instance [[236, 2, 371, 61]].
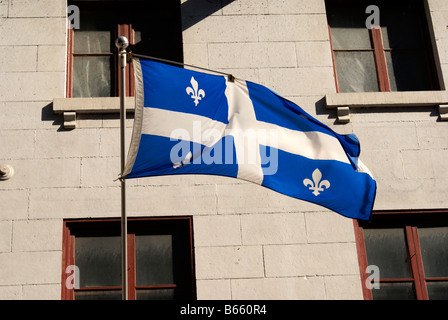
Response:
[[325, 91, 448, 123], [53, 97, 135, 129]]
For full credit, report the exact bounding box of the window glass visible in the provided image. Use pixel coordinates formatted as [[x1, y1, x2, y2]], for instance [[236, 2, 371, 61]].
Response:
[[381, 8, 422, 49], [135, 235, 174, 286], [334, 51, 379, 92], [385, 51, 431, 91], [73, 56, 113, 97], [371, 282, 415, 300], [75, 236, 121, 288], [73, 12, 113, 54], [75, 290, 122, 300], [426, 281, 448, 300], [418, 227, 448, 278], [136, 289, 175, 300], [327, 10, 372, 50], [363, 228, 410, 278]]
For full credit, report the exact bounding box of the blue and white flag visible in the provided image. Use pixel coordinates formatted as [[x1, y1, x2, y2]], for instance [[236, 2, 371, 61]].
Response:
[[123, 58, 376, 220]]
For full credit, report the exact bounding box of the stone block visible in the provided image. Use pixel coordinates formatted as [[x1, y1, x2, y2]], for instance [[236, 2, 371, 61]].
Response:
[[30, 184, 217, 219], [231, 276, 326, 299], [182, 43, 209, 67], [0, 0, 7, 17], [8, 0, 66, 17], [22, 284, 61, 300], [12, 219, 62, 252], [29, 187, 120, 219], [401, 149, 435, 179], [428, 0, 448, 12], [206, 15, 259, 43], [35, 129, 100, 159], [183, 15, 258, 44], [195, 246, 264, 279], [352, 122, 419, 151], [0, 18, 66, 45], [0, 71, 65, 101], [193, 215, 241, 247], [264, 243, 359, 277], [222, 0, 268, 15], [0, 102, 56, 130], [324, 275, 363, 300], [127, 185, 217, 216], [268, 0, 327, 14], [0, 221, 11, 252], [217, 183, 321, 215], [0, 189, 29, 220], [0, 45, 37, 72], [436, 38, 448, 64], [208, 42, 297, 69], [81, 157, 122, 187], [258, 67, 336, 97], [196, 279, 231, 300], [99, 127, 133, 157], [295, 41, 333, 67], [258, 14, 329, 42], [0, 286, 21, 299], [305, 211, 356, 243], [0, 158, 81, 189], [416, 120, 448, 149], [37, 45, 66, 72], [0, 251, 61, 285], [429, 10, 448, 39], [241, 213, 307, 245], [360, 148, 404, 181], [0, 129, 35, 160]]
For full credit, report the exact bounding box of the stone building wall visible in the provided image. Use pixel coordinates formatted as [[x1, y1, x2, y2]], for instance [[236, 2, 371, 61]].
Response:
[[0, 0, 447, 299]]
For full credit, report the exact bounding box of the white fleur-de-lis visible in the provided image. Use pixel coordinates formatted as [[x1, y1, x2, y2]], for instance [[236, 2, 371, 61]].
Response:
[[173, 152, 192, 169], [186, 76, 205, 106], [303, 168, 331, 196]]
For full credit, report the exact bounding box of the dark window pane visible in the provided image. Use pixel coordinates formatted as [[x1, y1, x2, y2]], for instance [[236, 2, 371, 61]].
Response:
[[364, 228, 410, 278], [136, 289, 175, 300], [327, 10, 372, 50], [136, 235, 174, 286], [426, 281, 448, 300], [386, 51, 431, 92], [418, 227, 448, 278], [75, 290, 122, 300], [334, 51, 379, 92], [74, 12, 113, 54], [381, 7, 422, 49], [73, 56, 113, 97], [75, 236, 121, 288], [372, 282, 415, 300]]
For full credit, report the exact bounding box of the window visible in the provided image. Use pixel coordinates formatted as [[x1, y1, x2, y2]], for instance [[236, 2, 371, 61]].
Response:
[[67, 1, 183, 98], [355, 211, 448, 300], [325, 0, 439, 93], [61, 217, 196, 300]]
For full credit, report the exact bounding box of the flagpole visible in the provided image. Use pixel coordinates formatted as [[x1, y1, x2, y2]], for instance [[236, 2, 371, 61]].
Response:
[[115, 36, 129, 300]]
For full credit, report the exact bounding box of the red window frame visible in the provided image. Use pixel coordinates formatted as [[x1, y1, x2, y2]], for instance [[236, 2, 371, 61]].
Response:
[[326, 0, 440, 93], [61, 217, 196, 300], [354, 210, 448, 300]]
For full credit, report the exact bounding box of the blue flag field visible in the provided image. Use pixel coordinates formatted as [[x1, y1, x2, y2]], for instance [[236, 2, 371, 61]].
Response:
[[123, 58, 376, 220]]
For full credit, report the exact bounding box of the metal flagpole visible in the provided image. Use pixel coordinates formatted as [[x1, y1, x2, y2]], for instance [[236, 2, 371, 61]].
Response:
[[115, 36, 129, 300]]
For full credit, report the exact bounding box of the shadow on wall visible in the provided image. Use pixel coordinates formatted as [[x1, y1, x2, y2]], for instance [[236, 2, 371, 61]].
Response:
[[181, 0, 236, 31]]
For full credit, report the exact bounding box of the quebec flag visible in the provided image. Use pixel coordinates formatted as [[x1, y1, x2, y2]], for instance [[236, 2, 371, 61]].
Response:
[[123, 58, 376, 220]]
